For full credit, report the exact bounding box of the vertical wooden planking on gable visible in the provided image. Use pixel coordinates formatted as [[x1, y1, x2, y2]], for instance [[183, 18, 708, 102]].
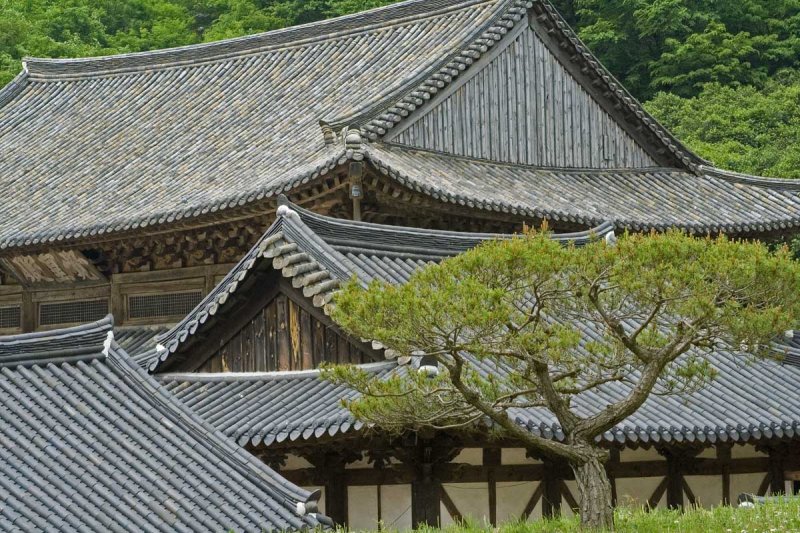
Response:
[[325, 324, 339, 365], [313, 318, 325, 368], [300, 308, 313, 369], [266, 297, 278, 371], [388, 26, 656, 169], [276, 294, 291, 371], [288, 299, 301, 370], [337, 335, 350, 365], [253, 307, 267, 371]]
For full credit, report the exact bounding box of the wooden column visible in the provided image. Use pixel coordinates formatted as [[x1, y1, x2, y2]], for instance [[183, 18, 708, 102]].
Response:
[[484, 448, 501, 526], [717, 444, 732, 505], [608, 448, 620, 507], [666, 453, 684, 509], [411, 459, 441, 528], [304, 451, 359, 527], [767, 445, 788, 495], [541, 459, 562, 518]]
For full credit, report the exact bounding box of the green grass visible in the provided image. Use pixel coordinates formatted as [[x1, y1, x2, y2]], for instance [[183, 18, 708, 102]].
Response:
[[354, 498, 800, 532]]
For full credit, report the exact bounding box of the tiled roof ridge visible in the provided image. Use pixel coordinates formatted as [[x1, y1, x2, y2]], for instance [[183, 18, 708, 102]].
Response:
[[334, 0, 530, 134], [364, 144, 800, 234], [700, 165, 800, 192], [22, 0, 490, 81], [158, 360, 397, 383], [291, 196, 616, 254], [342, 0, 705, 173], [0, 315, 113, 369], [377, 143, 688, 174]]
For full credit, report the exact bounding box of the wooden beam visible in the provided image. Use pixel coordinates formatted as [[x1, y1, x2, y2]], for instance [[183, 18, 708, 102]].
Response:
[[717, 445, 732, 505], [484, 448, 500, 526], [521, 482, 544, 519], [440, 487, 462, 522], [648, 477, 668, 509], [412, 475, 441, 527], [559, 480, 579, 512], [768, 446, 787, 495], [666, 453, 685, 509], [681, 477, 697, 507], [541, 460, 562, 518], [757, 472, 772, 496]]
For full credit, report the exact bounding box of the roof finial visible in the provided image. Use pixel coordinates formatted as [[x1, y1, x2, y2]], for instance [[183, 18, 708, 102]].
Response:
[[343, 127, 363, 151], [319, 120, 335, 145], [102, 330, 114, 357]]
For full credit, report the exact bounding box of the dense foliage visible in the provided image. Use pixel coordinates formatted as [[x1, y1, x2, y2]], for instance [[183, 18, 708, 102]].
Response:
[[0, 0, 799, 178]]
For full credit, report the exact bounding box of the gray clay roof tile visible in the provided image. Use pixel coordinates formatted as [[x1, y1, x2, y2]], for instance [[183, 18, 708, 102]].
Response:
[[0, 317, 328, 532]]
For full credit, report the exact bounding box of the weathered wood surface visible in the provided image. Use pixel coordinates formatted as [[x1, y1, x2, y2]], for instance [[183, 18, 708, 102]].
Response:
[[198, 292, 373, 372], [389, 25, 656, 169], [2, 250, 104, 285]]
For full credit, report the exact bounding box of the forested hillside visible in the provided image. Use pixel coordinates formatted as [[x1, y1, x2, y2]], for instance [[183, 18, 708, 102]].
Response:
[[1, 0, 798, 178]]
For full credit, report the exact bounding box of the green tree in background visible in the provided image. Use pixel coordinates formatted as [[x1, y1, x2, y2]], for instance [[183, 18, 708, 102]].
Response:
[[646, 74, 800, 179]]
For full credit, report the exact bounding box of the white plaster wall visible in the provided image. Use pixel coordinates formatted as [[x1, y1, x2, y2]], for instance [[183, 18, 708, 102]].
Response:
[[620, 447, 661, 462], [562, 480, 579, 518], [497, 481, 540, 522], [285, 454, 313, 469], [453, 448, 484, 465], [502, 448, 541, 465], [348, 486, 379, 530], [696, 448, 717, 459], [616, 476, 666, 509], [684, 475, 722, 508], [441, 482, 490, 526], [346, 485, 412, 530], [731, 473, 766, 499], [731, 444, 767, 459], [382, 484, 412, 530]]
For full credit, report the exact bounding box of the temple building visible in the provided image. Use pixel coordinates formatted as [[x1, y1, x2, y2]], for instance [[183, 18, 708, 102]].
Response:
[[1, 0, 800, 529]]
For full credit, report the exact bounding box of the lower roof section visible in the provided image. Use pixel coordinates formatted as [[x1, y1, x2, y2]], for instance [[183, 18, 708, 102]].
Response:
[[161, 348, 800, 449], [1, 140, 799, 252], [0, 317, 326, 532], [366, 144, 800, 234]]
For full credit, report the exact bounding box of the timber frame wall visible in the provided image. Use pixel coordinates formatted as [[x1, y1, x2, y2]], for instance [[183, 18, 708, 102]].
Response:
[[257, 438, 800, 528]]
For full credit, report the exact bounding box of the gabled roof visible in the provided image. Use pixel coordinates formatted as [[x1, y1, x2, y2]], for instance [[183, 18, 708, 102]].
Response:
[[0, 0, 508, 250], [1, 0, 798, 251], [0, 317, 327, 532], [152, 209, 800, 449], [146, 198, 613, 371]]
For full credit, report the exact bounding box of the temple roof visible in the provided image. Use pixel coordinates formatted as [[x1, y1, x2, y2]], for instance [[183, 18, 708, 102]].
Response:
[[146, 199, 614, 371], [161, 350, 800, 448], [151, 203, 800, 448], [0, 317, 326, 532], [0, 0, 798, 251], [366, 145, 800, 234]]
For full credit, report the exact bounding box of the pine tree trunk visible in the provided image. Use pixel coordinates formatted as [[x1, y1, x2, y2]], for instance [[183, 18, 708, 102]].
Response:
[[571, 454, 614, 530]]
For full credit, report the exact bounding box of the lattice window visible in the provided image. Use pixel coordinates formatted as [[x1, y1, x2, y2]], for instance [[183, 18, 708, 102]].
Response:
[[128, 291, 202, 320], [39, 299, 109, 326], [0, 306, 21, 329]]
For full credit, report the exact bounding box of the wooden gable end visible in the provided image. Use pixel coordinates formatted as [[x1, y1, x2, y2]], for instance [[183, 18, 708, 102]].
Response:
[[196, 281, 381, 373], [386, 20, 657, 169]]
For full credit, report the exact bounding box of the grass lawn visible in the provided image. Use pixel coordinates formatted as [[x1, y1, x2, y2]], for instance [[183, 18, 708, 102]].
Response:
[[357, 498, 800, 532]]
